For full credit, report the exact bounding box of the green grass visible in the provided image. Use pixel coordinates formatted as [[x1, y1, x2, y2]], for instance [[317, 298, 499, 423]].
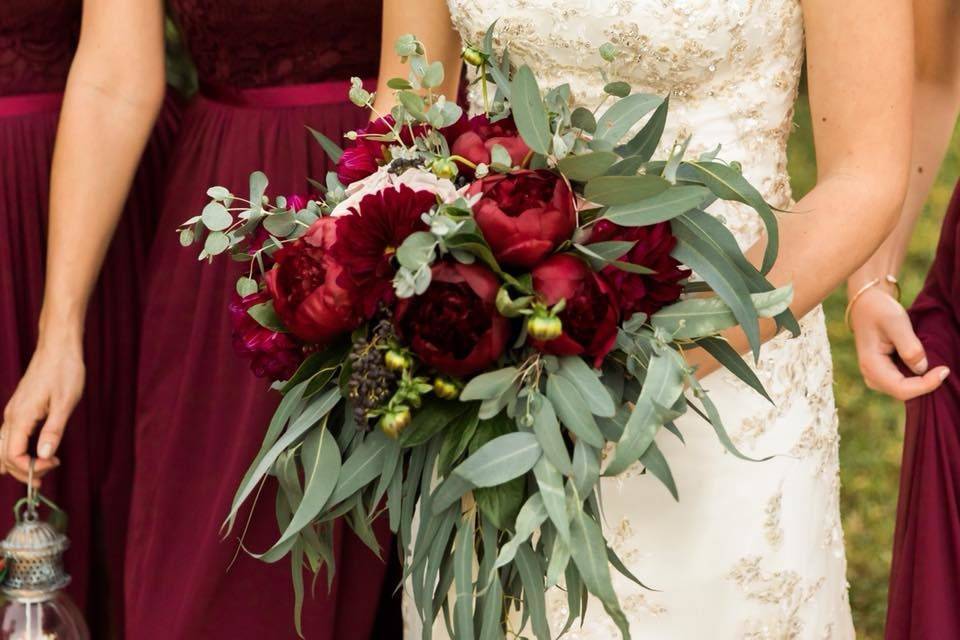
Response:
[[787, 95, 960, 639]]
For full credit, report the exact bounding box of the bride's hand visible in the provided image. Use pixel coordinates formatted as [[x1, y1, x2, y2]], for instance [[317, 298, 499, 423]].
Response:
[[849, 287, 949, 401], [0, 332, 82, 486]]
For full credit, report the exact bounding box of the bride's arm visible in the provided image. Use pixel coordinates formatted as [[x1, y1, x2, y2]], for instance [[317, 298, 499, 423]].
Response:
[[688, 0, 915, 376], [0, 0, 166, 484], [845, 0, 960, 400], [373, 0, 462, 113]]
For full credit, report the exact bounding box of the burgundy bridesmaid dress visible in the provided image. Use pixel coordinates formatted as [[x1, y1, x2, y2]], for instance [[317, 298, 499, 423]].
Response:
[[0, 0, 180, 635], [886, 180, 960, 639], [125, 2, 399, 638]]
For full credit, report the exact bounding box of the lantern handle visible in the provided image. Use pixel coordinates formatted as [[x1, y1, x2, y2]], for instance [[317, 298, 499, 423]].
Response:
[[23, 459, 38, 522]]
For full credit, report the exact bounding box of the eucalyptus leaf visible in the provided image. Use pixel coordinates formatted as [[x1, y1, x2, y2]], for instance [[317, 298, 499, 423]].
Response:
[[453, 513, 476, 640], [602, 185, 710, 226], [639, 441, 677, 500], [571, 107, 597, 133], [595, 93, 662, 143], [533, 457, 570, 542], [557, 357, 616, 417], [203, 231, 230, 256], [460, 367, 520, 401], [236, 276, 258, 297], [649, 286, 793, 339], [614, 96, 669, 160], [557, 151, 619, 182], [453, 432, 541, 488], [247, 301, 286, 332], [546, 375, 604, 448], [329, 430, 391, 504], [201, 202, 233, 232], [603, 81, 631, 98], [584, 175, 670, 206], [510, 65, 552, 155], [493, 493, 548, 570], [514, 544, 551, 640], [531, 393, 572, 474], [572, 440, 601, 497], [696, 335, 772, 403]]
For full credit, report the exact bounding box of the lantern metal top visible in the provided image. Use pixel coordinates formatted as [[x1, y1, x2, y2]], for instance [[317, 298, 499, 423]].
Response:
[[0, 462, 71, 602]]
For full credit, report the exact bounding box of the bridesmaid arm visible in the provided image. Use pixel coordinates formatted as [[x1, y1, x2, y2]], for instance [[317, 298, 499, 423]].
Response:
[[0, 0, 167, 483], [845, 0, 960, 400], [687, 0, 915, 377], [373, 0, 463, 114]]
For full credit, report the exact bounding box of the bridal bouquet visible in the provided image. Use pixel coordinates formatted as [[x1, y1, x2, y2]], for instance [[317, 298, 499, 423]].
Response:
[[178, 25, 796, 639]]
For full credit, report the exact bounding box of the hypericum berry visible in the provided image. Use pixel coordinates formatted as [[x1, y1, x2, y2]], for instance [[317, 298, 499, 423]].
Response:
[[527, 311, 563, 341], [380, 407, 413, 439], [430, 158, 458, 180], [462, 46, 486, 67], [384, 349, 412, 372], [433, 376, 461, 400]]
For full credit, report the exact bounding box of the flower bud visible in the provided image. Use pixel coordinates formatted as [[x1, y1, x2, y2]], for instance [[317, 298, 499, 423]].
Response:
[[430, 158, 459, 180], [433, 376, 461, 400], [380, 407, 413, 439], [527, 310, 563, 341], [462, 46, 486, 67], [385, 349, 413, 372]]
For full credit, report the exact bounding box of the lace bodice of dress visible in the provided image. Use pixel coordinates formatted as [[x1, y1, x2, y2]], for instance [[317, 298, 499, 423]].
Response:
[[451, 0, 804, 248], [0, 0, 80, 96], [169, 0, 381, 89]]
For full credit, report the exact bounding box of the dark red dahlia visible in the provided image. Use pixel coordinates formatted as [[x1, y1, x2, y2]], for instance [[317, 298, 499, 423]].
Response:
[[589, 219, 690, 318], [228, 291, 304, 380], [395, 261, 510, 377], [529, 254, 620, 367], [331, 185, 437, 317], [446, 114, 530, 174]]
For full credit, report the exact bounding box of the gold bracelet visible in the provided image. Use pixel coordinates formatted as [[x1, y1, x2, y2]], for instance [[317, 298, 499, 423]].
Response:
[[845, 274, 901, 330]]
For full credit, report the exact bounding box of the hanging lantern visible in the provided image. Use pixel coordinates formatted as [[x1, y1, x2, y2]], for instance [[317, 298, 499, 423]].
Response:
[[0, 466, 88, 640]]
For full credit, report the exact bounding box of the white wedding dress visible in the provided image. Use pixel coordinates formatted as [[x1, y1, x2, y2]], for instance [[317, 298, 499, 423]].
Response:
[[403, 0, 856, 637]]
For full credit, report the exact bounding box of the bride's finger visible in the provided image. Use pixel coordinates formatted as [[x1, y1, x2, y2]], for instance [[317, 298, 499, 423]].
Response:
[[882, 313, 929, 375]]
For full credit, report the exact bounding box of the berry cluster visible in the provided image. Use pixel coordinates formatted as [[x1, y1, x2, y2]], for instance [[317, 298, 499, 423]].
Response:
[[346, 318, 398, 429]]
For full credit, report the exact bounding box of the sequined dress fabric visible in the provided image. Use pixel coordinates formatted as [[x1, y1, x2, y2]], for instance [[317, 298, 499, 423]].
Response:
[[403, 0, 856, 637]]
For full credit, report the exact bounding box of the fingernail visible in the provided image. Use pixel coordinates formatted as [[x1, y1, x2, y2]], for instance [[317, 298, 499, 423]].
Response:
[[941, 368, 951, 381], [38, 443, 52, 459], [916, 358, 929, 374]]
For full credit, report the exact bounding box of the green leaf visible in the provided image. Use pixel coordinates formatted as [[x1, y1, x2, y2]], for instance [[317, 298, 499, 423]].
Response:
[[259, 427, 341, 559], [546, 532, 571, 587], [696, 336, 772, 403], [494, 493, 547, 569], [671, 223, 761, 357], [437, 408, 481, 475], [329, 430, 391, 504], [224, 388, 340, 528], [584, 175, 670, 206], [454, 432, 541, 487], [249, 170, 268, 205], [533, 457, 569, 542], [306, 126, 344, 164], [474, 474, 524, 530], [207, 185, 231, 200], [546, 375, 604, 448], [510, 65, 552, 155], [422, 61, 445, 89], [201, 201, 232, 232], [557, 356, 616, 417], [595, 93, 662, 143], [557, 151, 620, 182], [639, 441, 677, 500], [570, 107, 597, 133], [605, 349, 685, 476], [398, 90, 427, 119], [602, 185, 710, 226], [567, 488, 631, 638], [603, 81, 631, 98], [203, 231, 230, 256], [574, 242, 655, 275], [531, 393, 572, 475], [678, 161, 779, 274], [649, 286, 793, 339], [387, 77, 413, 90], [400, 399, 476, 448], [615, 96, 669, 160], [686, 380, 771, 463], [453, 513, 476, 640], [514, 544, 551, 640], [236, 276, 258, 297], [577, 240, 634, 262], [572, 440, 601, 497], [460, 367, 520, 401], [247, 301, 286, 332]]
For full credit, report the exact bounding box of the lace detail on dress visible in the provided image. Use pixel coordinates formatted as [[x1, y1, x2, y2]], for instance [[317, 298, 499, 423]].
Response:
[[169, 0, 381, 89], [0, 0, 80, 96]]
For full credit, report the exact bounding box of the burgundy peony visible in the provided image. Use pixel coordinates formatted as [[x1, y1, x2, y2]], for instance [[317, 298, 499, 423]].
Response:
[[395, 261, 510, 377], [468, 169, 577, 269], [529, 254, 620, 366], [228, 291, 304, 380], [448, 115, 530, 172], [331, 185, 437, 316], [265, 216, 362, 344], [589, 219, 690, 317]]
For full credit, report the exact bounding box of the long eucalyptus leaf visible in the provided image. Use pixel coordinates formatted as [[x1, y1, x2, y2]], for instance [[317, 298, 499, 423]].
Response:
[[696, 335, 772, 403], [453, 513, 476, 640], [603, 185, 710, 227], [546, 375, 604, 447], [494, 493, 548, 569], [329, 429, 390, 504], [533, 457, 569, 542], [638, 441, 678, 500], [532, 393, 573, 474], [595, 93, 662, 143], [514, 544, 551, 640], [558, 357, 616, 417], [510, 65, 552, 154], [614, 95, 669, 159], [649, 287, 793, 339], [584, 175, 669, 206]]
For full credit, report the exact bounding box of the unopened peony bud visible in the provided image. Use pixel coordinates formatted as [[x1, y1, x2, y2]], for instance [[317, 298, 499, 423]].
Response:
[[433, 377, 462, 400], [380, 407, 413, 439], [430, 158, 459, 180], [462, 46, 486, 67], [385, 349, 413, 372], [527, 310, 563, 341]]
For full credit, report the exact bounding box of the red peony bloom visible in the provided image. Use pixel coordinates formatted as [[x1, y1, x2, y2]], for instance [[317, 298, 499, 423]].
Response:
[[589, 219, 690, 318], [228, 291, 304, 380], [265, 217, 362, 344], [448, 114, 530, 173], [331, 185, 437, 317], [529, 254, 620, 366], [468, 169, 577, 269], [395, 260, 510, 377]]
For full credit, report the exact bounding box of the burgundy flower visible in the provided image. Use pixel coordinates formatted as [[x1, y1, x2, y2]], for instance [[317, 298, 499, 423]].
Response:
[[265, 217, 362, 344], [448, 115, 530, 173], [589, 220, 690, 318], [335, 116, 429, 185], [467, 169, 577, 269], [331, 185, 437, 316], [529, 254, 620, 366], [229, 291, 304, 380], [286, 194, 309, 211], [395, 260, 510, 377]]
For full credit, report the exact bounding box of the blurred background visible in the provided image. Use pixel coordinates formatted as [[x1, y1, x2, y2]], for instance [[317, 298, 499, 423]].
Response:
[[164, 26, 959, 639], [789, 95, 959, 639]]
